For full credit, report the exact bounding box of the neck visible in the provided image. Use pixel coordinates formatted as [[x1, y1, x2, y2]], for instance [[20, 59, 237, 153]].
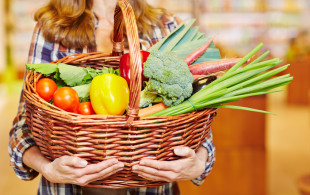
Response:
[[93, 0, 118, 21]]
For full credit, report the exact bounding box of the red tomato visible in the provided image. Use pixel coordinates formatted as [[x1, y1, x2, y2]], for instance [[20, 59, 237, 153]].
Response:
[[53, 87, 79, 113], [77, 102, 95, 115], [119, 50, 150, 87], [36, 78, 57, 102]]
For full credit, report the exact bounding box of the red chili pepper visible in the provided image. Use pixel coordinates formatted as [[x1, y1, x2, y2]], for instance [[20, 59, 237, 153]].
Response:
[[119, 50, 150, 87]]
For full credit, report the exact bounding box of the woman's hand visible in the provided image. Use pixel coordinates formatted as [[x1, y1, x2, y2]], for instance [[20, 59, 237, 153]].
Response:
[[132, 146, 208, 182], [41, 156, 124, 186]]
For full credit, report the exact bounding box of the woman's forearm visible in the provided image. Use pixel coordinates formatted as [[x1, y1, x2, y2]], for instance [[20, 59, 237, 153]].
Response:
[[22, 146, 51, 174]]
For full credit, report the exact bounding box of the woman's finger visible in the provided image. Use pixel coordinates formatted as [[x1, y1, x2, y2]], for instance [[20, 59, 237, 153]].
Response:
[[138, 159, 182, 173], [173, 147, 196, 159], [59, 156, 88, 168], [132, 165, 178, 182], [137, 171, 175, 182], [74, 162, 124, 186], [74, 159, 121, 177]]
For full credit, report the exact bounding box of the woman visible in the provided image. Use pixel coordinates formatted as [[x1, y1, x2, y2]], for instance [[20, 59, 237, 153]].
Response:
[[9, 0, 215, 194]]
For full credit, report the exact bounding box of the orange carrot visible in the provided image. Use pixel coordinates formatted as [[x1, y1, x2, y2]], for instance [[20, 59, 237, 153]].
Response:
[[138, 102, 168, 117], [189, 58, 242, 75], [184, 37, 214, 65]]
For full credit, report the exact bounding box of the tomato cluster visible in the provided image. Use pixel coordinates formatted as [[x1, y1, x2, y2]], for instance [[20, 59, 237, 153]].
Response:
[[36, 78, 94, 115]]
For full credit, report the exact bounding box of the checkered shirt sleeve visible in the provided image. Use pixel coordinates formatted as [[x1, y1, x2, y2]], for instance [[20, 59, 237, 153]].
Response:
[[191, 130, 216, 186], [8, 94, 39, 180]]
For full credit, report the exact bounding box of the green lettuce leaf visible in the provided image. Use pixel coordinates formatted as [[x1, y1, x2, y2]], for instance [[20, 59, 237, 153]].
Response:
[[26, 63, 58, 76], [26, 62, 120, 87], [58, 63, 88, 86], [72, 83, 91, 98]]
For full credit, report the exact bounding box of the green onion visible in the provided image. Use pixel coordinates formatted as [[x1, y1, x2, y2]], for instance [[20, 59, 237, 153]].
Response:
[[248, 51, 270, 65]]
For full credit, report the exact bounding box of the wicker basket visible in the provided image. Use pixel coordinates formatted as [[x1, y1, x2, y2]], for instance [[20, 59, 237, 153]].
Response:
[[23, 0, 217, 189]]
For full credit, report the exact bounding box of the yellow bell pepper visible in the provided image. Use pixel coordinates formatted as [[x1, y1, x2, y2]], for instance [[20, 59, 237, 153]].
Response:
[[90, 73, 129, 115]]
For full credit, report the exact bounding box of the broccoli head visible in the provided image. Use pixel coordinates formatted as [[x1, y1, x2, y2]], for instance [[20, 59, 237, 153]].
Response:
[[143, 50, 193, 107]]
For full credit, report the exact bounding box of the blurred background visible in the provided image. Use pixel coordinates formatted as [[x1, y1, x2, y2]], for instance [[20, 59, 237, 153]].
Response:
[[1, 0, 310, 194]]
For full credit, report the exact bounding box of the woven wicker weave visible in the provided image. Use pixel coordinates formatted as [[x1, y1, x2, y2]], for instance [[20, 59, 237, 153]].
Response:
[[23, 0, 217, 188]]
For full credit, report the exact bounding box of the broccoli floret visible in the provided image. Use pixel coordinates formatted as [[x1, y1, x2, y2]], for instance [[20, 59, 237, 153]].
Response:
[[143, 50, 193, 107]]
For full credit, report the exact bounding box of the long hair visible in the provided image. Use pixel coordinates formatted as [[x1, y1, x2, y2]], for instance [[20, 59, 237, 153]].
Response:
[[34, 0, 166, 49], [130, 0, 166, 36]]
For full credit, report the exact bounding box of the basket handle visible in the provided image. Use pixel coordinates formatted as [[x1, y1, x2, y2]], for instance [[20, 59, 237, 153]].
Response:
[[113, 0, 142, 124], [112, 5, 124, 56]]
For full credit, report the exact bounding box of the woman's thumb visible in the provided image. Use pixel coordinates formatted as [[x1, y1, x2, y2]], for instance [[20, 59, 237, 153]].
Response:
[[61, 156, 88, 167], [174, 147, 195, 158]]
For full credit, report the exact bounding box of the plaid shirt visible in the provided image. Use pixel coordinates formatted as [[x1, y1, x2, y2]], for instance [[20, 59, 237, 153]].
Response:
[[9, 13, 215, 195]]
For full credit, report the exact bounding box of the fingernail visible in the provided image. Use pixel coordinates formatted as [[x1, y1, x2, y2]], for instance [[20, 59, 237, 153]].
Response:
[[117, 165, 124, 171], [132, 165, 138, 172], [118, 163, 124, 168], [80, 160, 88, 167], [110, 159, 118, 164], [140, 160, 146, 165], [174, 147, 183, 155]]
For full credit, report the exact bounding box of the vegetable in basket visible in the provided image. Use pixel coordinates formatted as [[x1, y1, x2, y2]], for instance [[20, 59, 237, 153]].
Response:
[[90, 73, 129, 115], [53, 87, 80, 113], [36, 78, 57, 102], [139, 89, 163, 108], [189, 58, 243, 76], [77, 102, 95, 115], [119, 50, 150, 87], [192, 75, 217, 94], [139, 102, 167, 117], [148, 19, 221, 64], [142, 50, 193, 107]]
